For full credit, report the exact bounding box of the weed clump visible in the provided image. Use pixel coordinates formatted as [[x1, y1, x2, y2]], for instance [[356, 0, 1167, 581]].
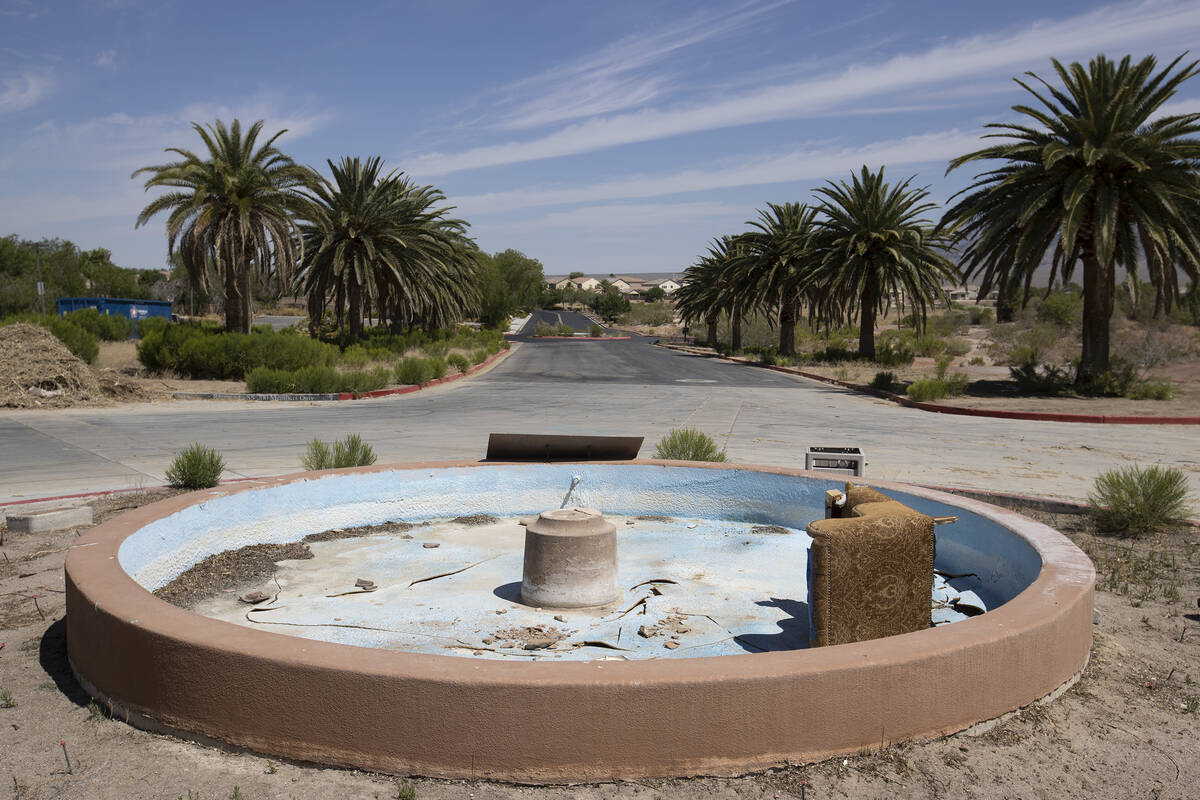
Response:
[[653, 427, 727, 462], [302, 433, 377, 471], [165, 443, 225, 489], [1088, 465, 1193, 538]]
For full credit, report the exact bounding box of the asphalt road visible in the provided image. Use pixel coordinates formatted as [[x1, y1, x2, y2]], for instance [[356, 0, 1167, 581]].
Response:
[[1, 338, 1197, 504], [517, 309, 600, 336]]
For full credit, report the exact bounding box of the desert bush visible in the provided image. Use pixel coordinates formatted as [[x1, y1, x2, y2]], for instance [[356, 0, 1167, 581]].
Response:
[[396, 357, 433, 386], [870, 371, 897, 391], [428, 356, 448, 379], [137, 323, 337, 379], [874, 333, 914, 366], [906, 378, 946, 402], [945, 337, 972, 357], [246, 365, 349, 394], [1089, 465, 1193, 537], [340, 344, 371, 369], [653, 427, 727, 462], [245, 367, 294, 393], [1036, 291, 1083, 327], [45, 317, 99, 364], [910, 332, 948, 358], [471, 348, 488, 365], [165, 443, 225, 489], [1127, 378, 1176, 400], [1009, 362, 1075, 395], [968, 307, 994, 326], [968, 356, 986, 366], [65, 307, 133, 341], [589, 323, 604, 337], [340, 367, 391, 394], [621, 302, 675, 327], [447, 353, 470, 373], [302, 433, 377, 471]]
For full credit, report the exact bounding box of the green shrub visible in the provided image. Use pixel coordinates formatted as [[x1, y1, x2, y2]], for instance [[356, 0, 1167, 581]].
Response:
[[945, 373, 969, 396], [46, 318, 99, 364], [969, 356, 986, 366], [302, 433, 378, 471], [906, 378, 948, 402], [968, 307, 994, 326], [447, 353, 470, 373], [1127, 378, 1176, 401], [945, 337, 972, 357], [1037, 291, 1083, 327], [165, 443, 225, 489], [396, 357, 433, 386], [428, 356, 448, 380], [135, 315, 169, 338], [340, 344, 371, 369], [1009, 362, 1074, 395], [65, 307, 133, 341], [652, 427, 727, 462], [245, 367, 295, 393], [874, 334, 914, 366], [870, 371, 897, 391], [1088, 465, 1193, 537], [589, 324, 604, 337], [137, 323, 338, 379], [471, 348, 488, 365], [911, 332, 948, 358]]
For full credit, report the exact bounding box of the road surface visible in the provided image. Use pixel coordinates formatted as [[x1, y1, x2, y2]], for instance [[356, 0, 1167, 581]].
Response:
[[1, 337, 1196, 504]]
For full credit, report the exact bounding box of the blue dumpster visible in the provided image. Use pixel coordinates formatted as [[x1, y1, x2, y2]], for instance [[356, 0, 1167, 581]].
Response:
[[57, 297, 172, 336]]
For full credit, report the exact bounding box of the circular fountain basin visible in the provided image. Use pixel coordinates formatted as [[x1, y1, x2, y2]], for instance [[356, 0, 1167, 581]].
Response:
[[65, 460, 1094, 783]]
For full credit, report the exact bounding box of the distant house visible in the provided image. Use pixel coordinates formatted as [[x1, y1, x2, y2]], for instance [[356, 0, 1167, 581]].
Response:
[[570, 276, 601, 291], [651, 278, 681, 295], [544, 276, 573, 290]]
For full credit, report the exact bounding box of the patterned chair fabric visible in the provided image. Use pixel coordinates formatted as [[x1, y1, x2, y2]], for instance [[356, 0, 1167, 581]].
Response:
[[807, 483, 935, 647]]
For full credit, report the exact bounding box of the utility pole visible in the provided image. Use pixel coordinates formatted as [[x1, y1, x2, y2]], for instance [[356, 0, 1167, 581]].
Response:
[[35, 242, 45, 316]]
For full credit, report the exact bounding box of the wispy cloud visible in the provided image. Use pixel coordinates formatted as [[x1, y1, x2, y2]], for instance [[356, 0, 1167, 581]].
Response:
[[475, 200, 746, 235], [490, 1, 787, 131], [0, 71, 51, 112], [453, 129, 982, 216], [95, 50, 117, 70], [409, 0, 1200, 175]]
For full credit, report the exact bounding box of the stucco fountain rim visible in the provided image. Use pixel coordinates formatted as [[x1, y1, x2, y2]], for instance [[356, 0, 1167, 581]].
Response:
[[67, 458, 1094, 677]]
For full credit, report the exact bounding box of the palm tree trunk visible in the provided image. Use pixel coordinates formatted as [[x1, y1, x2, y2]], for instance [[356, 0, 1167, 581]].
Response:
[[238, 264, 253, 334], [858, 286, 876, 360], [730, 307, 742, 351], [779, 291, 798, 356], [223, 264, 244, 333], [705, 313, 718, 346], [1078, 244, 1113, 386], [349, 282, 364, 340]]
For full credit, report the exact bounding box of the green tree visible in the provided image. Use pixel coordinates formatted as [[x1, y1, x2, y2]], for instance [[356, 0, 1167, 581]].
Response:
[[812, 167, 957, 359], [590, 284, 630, 324], [492, 249, 545, 313], [133, 119, 316, 333], [942, 54, 1200, 386], [300, 156, 478, 338], [643, 285, 666, 302], [737, 202, 820, 356], [675, 237, 749, 347]]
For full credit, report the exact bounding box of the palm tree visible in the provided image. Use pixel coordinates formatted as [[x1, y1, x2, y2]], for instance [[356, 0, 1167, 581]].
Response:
[[299, 156, 478, 338], [737, 202, 819, 356], [674, 245, 727, 346], [133, 119, 315, 333], [811, 166, 957, 359], [942, 54, 1200, 386]]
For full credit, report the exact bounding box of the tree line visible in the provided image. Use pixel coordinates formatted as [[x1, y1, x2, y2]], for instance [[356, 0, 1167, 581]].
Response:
[[133, 120, 540, 338], [675, 53, 1200, 390]]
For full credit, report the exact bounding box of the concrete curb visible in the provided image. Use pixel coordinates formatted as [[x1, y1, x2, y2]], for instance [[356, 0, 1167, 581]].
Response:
[[515, 335, 631, 341], [657, 343, 1200, 426], [170, 347, 512, 403]]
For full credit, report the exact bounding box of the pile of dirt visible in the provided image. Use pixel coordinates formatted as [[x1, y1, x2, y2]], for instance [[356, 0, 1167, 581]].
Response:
[[0, 323, 104, 408]]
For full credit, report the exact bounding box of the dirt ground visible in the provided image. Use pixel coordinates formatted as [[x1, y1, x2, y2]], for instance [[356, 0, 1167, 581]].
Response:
[[2, 489, 1197, 800]]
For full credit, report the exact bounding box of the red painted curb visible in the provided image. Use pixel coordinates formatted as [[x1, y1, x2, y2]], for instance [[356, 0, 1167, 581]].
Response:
[[519, 335, 631, 341], [668, 345, 1200, 426]]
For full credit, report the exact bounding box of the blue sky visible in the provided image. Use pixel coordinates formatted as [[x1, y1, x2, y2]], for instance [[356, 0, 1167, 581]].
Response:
[[3, 0, 1200, 276]]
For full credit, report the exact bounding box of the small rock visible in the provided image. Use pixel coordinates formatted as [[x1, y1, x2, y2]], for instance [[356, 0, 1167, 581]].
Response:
[[238, 590, 271, 604], [663, 641, 680, 650], [625, 520, 635, 525], [554, 615, 566, 622], [676, 627, 690, 634], [524, 638, 555, 650], [482, 637, 494, 645], [422, 542, 440, 549], [354, 578, 376, 590], [495, 609, 507, 615], [1093, 610, 1101, 625], [637, 625, 653, 638], [473, 650, 484, 656]]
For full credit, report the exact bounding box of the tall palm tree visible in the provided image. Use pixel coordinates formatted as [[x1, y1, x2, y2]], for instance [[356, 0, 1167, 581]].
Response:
[[674, 245, 727, 345], [737, 202, 819, 356], [133, 119, 315, 333], [299, 156, 478, 338], [812, 166, 957, 359], [942, 53, 1200, 386]]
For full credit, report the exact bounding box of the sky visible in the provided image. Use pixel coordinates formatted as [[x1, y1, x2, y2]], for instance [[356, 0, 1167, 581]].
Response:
[[2, 0, 1200, 277]]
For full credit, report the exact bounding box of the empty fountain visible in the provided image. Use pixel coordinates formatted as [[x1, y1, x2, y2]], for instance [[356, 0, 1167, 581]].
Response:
[[65, 460, 1095, 782]]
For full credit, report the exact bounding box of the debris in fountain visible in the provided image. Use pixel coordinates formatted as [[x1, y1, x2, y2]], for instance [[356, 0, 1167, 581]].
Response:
[[450, 514, 499, 526], [749, 524, 791, 535]]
